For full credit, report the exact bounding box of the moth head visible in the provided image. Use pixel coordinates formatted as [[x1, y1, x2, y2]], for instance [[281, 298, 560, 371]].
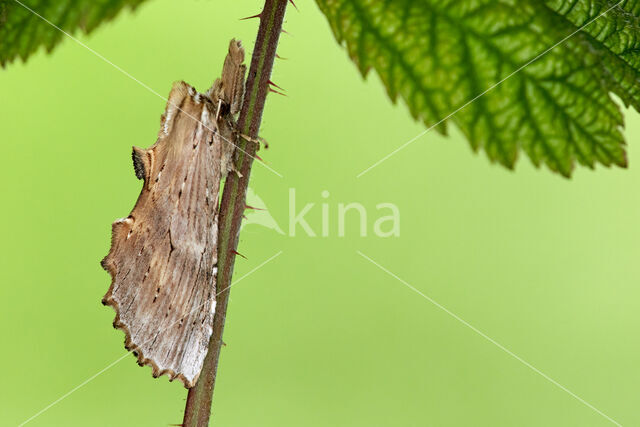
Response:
[[206, 79, 223, 103]]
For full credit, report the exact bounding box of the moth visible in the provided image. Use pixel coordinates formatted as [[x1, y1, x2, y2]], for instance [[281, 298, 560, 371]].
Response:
[[101, 39, 246, 388]]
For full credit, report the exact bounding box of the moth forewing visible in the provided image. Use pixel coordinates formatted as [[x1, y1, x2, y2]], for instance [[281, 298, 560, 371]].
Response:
[[211, 39, 247, 177], [221, 39, 247, 115], [101, 39, 245, 388]]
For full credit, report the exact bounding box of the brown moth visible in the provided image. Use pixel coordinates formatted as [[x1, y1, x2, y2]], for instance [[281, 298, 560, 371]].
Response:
[[101, 39, 246, 388]]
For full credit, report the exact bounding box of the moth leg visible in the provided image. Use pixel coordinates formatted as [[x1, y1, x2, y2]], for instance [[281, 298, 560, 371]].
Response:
[[215, 99, 224, 122], [238, 133, 261, 145], [224, 115, 264, 148], [231, 162, 243, 178], [255, 136, 269, 149], [237, 132, 269, 150]]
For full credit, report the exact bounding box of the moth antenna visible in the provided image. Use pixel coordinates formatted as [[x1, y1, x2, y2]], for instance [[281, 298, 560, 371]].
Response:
[[289, 0, 299, 11], [269, 88, 287, 96], [240, 13, 261, 20], [231, 250, 247, 260], [245, 204, 265, 211], [268, 80, 285, 91]]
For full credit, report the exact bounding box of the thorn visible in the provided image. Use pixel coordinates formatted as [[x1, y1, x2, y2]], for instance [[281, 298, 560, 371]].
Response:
[[269, 88, 287, 96], [268, 80, 285, 91], [275, 54, 288, 60], [240, 13, 261, 20], [222, 340, 227, 346], [245, 204, 265, 211], [281, 29, 292, 36], [168, 424, 184, 427], [242, 214, 248, 220], [288, 0, 299, 11], [254, 154, 263, 162], [231, 250, 247, 259]]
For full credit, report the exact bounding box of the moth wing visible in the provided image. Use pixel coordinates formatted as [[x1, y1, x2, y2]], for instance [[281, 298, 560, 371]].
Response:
[[102, 81, 222, 388], [221, 38, 246, 114]]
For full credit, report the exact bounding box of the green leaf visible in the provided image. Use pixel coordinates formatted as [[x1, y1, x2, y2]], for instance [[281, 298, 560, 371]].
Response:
[[0, 0, 149, 67], [315, 0, 640, 176]]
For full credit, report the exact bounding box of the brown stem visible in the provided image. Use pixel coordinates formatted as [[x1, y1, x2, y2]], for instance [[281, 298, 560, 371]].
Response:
[[182, 0, 288, 425]]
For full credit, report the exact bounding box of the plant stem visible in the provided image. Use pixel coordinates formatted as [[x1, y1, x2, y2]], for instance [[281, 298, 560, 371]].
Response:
[[182, 1, 288, 425]]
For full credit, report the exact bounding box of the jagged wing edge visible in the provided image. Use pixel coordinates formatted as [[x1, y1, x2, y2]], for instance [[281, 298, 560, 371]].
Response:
[[100, 80, 199, 389], [101, 247, 198, 388]]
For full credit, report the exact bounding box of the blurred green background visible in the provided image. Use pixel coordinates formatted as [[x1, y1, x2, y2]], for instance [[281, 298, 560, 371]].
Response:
[[1, 1, 639, 426]]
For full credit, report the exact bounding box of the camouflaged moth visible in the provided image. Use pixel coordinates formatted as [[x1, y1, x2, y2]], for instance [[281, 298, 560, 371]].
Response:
[[101, 39, 246, 388]]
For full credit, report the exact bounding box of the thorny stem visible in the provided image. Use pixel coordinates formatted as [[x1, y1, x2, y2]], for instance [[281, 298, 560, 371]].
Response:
[[182, 0, 288, 425]]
